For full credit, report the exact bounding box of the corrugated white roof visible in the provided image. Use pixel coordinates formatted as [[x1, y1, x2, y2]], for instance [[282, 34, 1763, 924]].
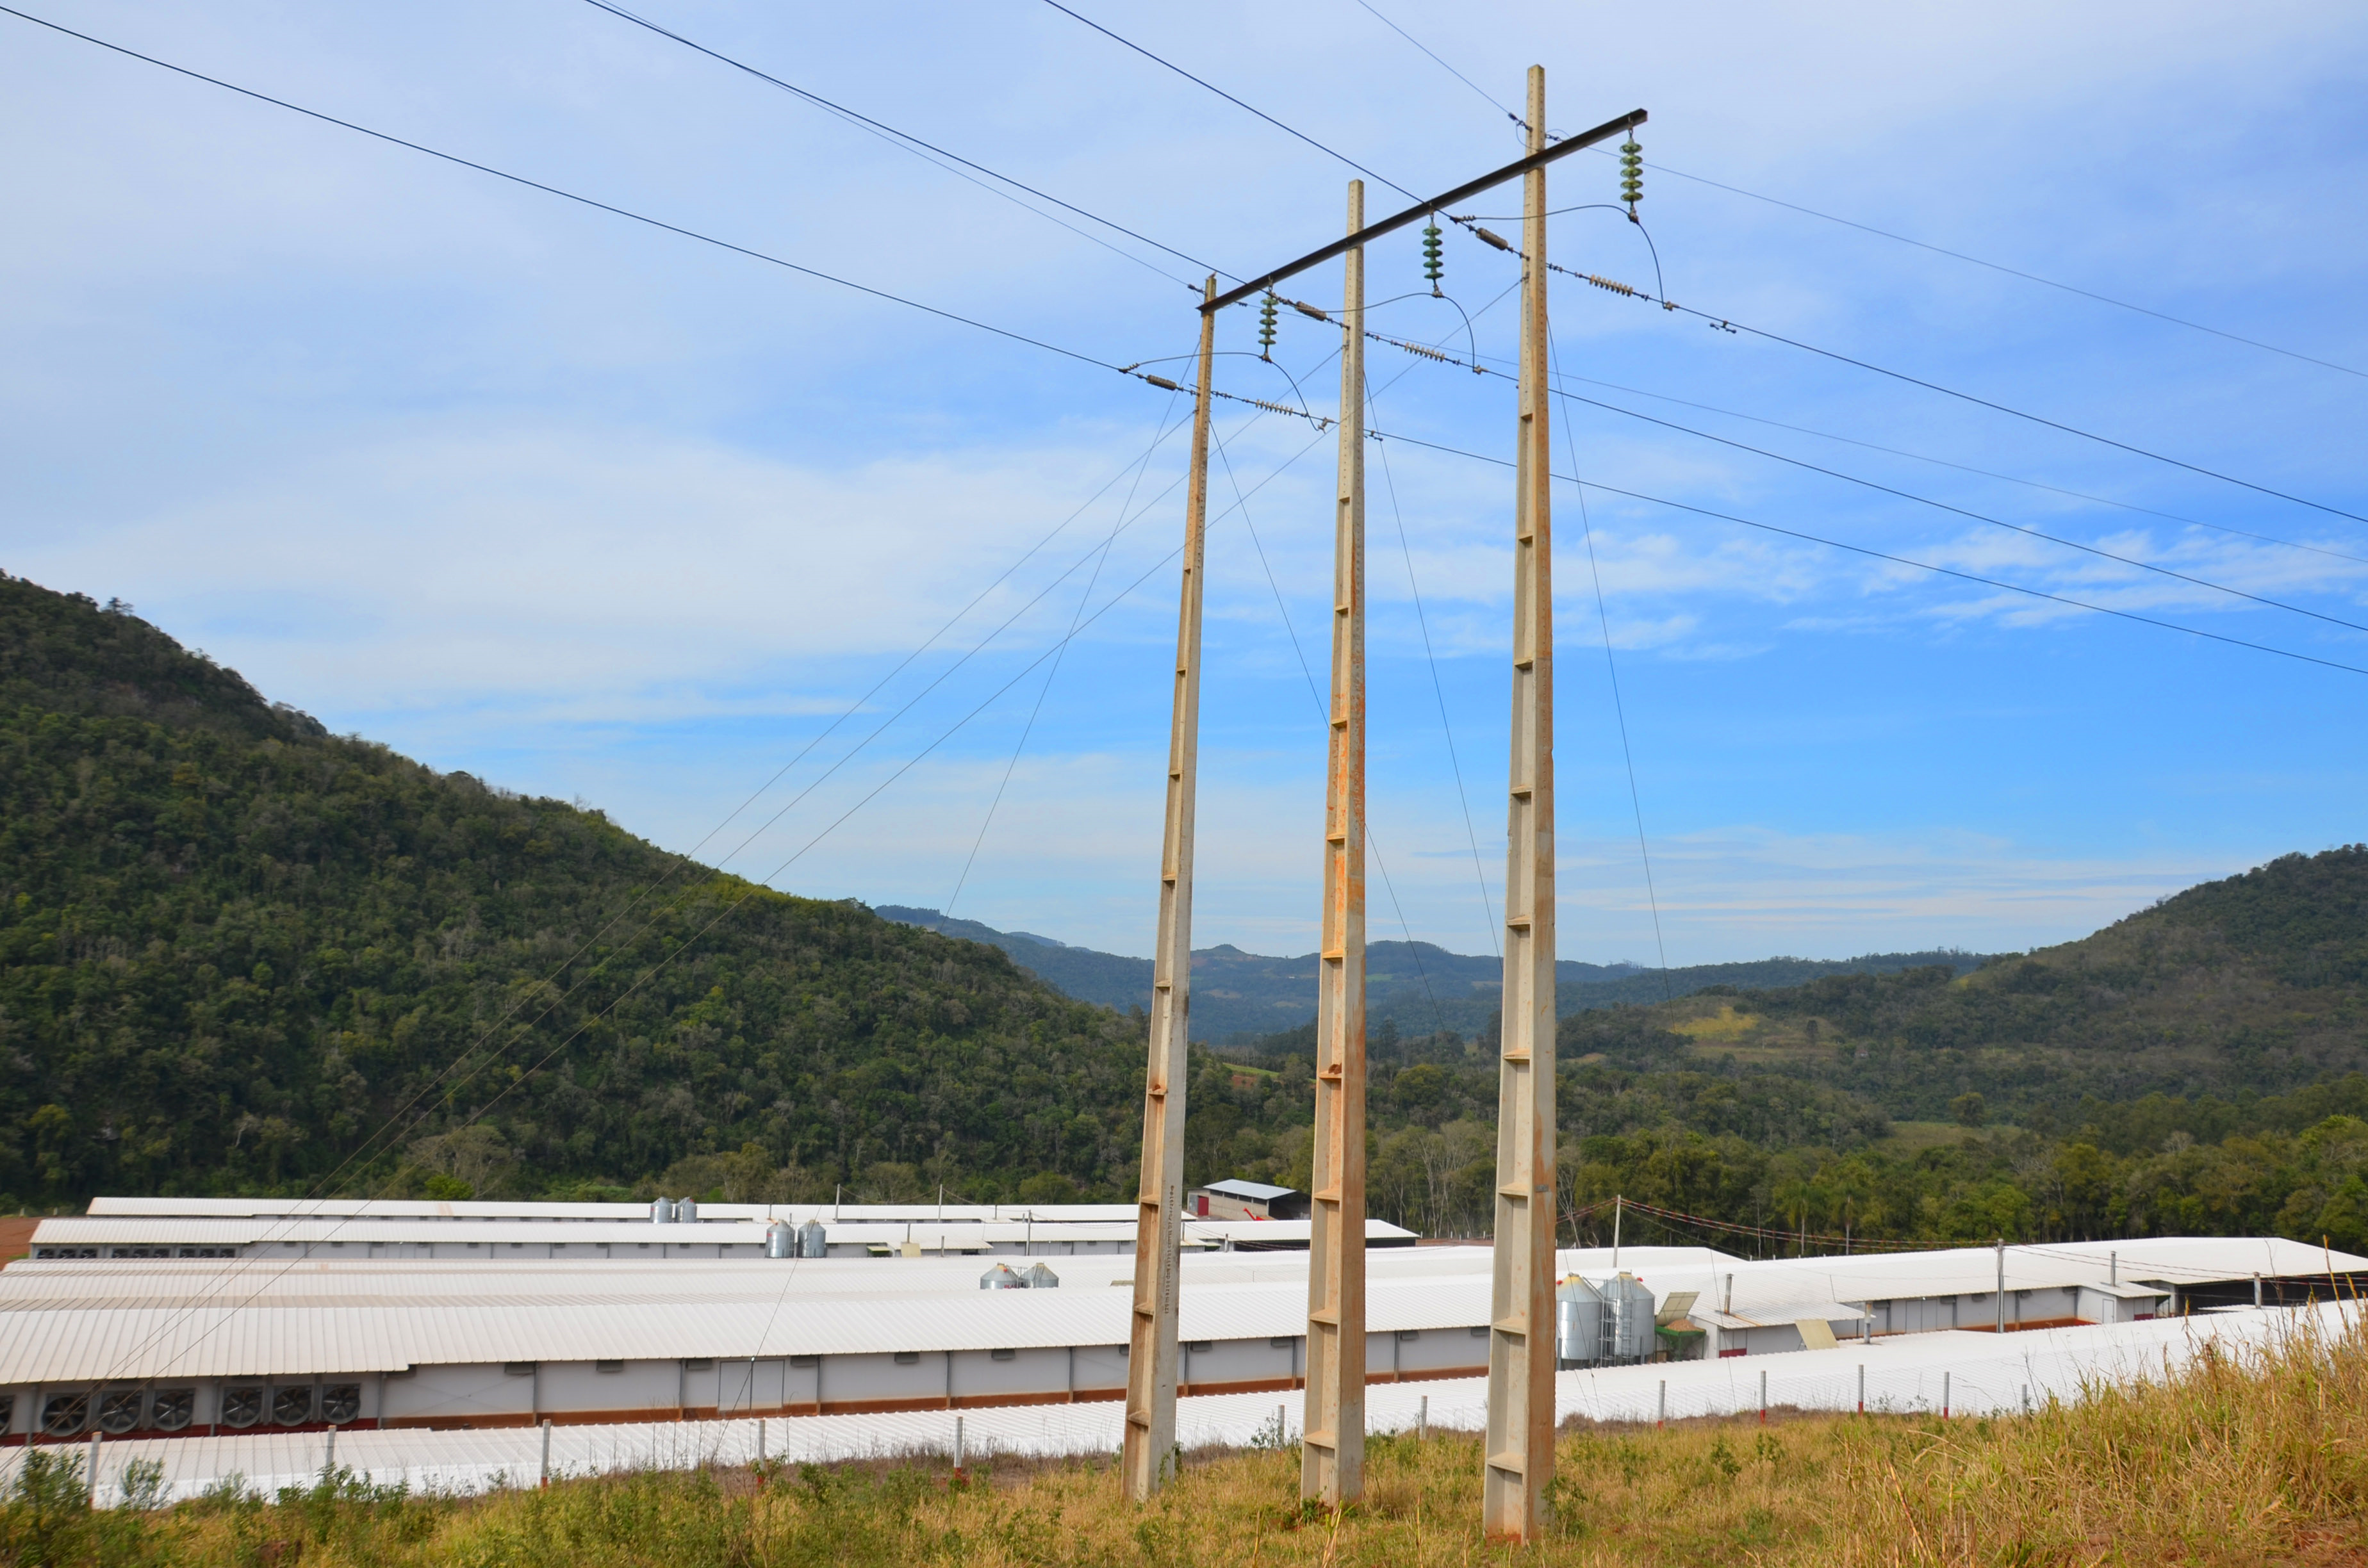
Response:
[[1586, 1237, 2366, 1317], [1197, 1179, 1297, 1201], [1, 1237, 2344, 1386], [33, 1216, 1411, 1248], [0, 1271, 1493, 1383], [82, 1197, 1141, 1223]]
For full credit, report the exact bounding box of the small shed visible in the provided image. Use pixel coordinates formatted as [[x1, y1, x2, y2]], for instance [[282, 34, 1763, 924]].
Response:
[[1190, 1180, 1309, 1221], [2077, 1281, 2171, 1324]]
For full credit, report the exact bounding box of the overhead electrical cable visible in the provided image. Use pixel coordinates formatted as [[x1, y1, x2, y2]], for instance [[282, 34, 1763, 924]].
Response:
[[575, 0, 1231, 288], [1355, 307, 2368, 566], [1550, 383, 2368, 637], [1039, 1, 1424, 204], [945, 384, 1181, 915], [1549, 332, 1675, 1001], [1346, 0, 2367, 380], [100, 400, 1336, 1389], [1538, 368, 2368, 569], [1365, 377, 1500, 960], [1363, 426, 2368, 681], [416, 406, 1343, 1148], [1640, 161, 2368, 382], [0, 5, 1131, 374], [86, 405, 1214, 1382], [1490, 243, 2368, 527], [1209, 423, 1451, 1040], [1350, 314, 2368, 631], [1029, 0, 2368, 528]]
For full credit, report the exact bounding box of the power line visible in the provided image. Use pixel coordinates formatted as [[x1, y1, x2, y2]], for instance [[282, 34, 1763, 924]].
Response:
[[1550, 333, 1674, 1002], [1347, 0, 1509, 120], [576, 0, 1229, 288], [1366, 377, 1500, 961], [97, 398, 1333, 1392], [1365, 425, 2368, 681], [1640, 160, 2368, 382], [1040, 1, 1424, 204], [1210, 404, 1453, 1040], [1350, 317, 2368, 645], [1344, 0, 2368, 381], [1517, 249, 2368, 528], [1550, 382, 2368, 638], [83, 401, 1221, 1385], [1538, 366, 2368, 570], [0, 4, 1130, 375], [1023, 1, 2368, 527], [946, 386, 1183, 915]]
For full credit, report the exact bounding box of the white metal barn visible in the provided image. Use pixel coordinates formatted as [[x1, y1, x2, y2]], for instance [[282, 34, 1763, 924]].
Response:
[[1, 1196, 2356, 1450]]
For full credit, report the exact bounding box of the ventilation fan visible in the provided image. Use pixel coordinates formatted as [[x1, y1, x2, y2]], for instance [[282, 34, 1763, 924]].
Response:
[[40, 1392, 88, 1437], [320, 1384, 361, 1425], [149, 1389, 194, 1432], [218, 1387, 263, 1428], [271, 1385, 315, 1426], [96, 1390, 144, 1433]]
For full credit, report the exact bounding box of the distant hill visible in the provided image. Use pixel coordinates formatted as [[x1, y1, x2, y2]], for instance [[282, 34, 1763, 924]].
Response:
[[876, 904, 1991, 1041], [1560, 845, 2368, 1125]]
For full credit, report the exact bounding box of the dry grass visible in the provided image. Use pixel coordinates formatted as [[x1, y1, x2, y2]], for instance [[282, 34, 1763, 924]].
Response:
[[8, 1311, 2364, 1566]]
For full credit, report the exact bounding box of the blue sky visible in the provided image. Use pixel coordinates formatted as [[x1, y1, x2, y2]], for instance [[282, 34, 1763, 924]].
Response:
[[4, 1, 2364, 965]]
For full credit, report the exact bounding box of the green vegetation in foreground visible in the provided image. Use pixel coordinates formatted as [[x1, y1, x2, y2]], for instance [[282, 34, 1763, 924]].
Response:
[[7, 1307, 2363, 1565]]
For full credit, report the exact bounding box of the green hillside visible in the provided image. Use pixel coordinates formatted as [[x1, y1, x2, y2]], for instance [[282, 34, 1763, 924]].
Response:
[[0, 574, 1144, 1208], [1560, 847, 2368, 1121]]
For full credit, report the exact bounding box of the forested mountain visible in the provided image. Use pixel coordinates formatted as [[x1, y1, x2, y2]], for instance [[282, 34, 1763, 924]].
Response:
[[877, 903, 1990, 1040], [0, 575, 1143, 1209]]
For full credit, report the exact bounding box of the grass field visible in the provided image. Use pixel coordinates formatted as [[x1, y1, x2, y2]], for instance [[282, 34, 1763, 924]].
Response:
[[7, 1310, 2362, 1566]]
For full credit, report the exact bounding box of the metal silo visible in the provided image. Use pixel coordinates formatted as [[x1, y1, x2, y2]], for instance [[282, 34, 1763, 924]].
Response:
[[1604, 1273, 1657, 1363], [649, 1197, 674, 1224], [1024, 1262, 1060, 1289], [674, 1198, 698, 1224], [796, 1218, 828, 1258], [980, 1262, 1028, 1290], [765, 1220, 795, 1259], [1556, 1274, 1606, 1368]]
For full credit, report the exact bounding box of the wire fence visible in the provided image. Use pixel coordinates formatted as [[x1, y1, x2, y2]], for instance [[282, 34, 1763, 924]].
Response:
[[8, 1300, 2352, 1508]]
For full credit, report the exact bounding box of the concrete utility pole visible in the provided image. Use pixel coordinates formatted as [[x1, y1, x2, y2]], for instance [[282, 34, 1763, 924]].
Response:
[[1303, 179, 1369, 1510], [1192, 85, 1643, 1538], [1121, 274, 1218, 1503], [1482, 65, 1559, 1546]]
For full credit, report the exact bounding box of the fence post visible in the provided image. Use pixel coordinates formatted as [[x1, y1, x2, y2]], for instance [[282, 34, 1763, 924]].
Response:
[[1857, 1363, 1864, 1417], [325, 1426, 336, 1476], [539, 1419, 552, 1489], [953, 1414, 965, 1473], [1418, 1394, 1428, 1441], [85, 1429, 99, 1509], [1758, 1370, 1767, 1425], [1656, 1380, 1665, 1430], [1941, 1370, 1951, 1420]]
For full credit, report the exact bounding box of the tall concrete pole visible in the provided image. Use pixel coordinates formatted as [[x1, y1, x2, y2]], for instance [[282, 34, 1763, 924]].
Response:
[[1121, 275, 1219, 1503], [1482, 65, 1559, 1544], [1303, 179, 1368, 1509]]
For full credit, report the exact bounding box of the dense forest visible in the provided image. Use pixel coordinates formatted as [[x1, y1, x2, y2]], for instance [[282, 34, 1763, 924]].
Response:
[[0, 575, 1143, 1209], [1, 571, 2362, 1257]]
